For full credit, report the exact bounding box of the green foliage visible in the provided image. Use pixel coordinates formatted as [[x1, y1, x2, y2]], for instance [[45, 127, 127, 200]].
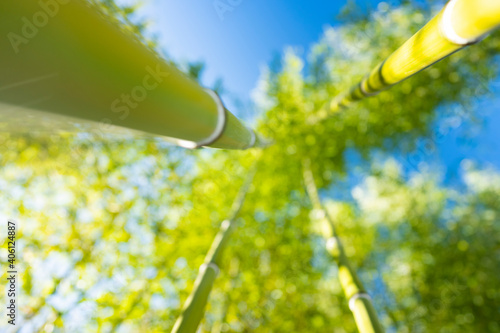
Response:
[[350, 160, 500, 332]]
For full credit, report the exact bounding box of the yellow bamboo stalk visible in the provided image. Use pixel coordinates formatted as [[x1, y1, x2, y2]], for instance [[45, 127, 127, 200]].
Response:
[[303, 160, 384, 333], [314, 0, 500, 122]]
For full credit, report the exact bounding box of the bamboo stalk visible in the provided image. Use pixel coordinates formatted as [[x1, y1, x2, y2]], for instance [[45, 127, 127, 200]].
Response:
[[211, 258, 239, 333], [171, 166, 257, 333], [303, 159, 384, 333], [0, 0, 260, 149], [313, 0, 500, 122]]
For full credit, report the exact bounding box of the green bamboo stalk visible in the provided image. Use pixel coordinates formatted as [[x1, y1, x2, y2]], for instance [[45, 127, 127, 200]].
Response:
[[312, 0, 500, 122], [303, 159, 384, 333], [211, 258, 239, 333], [0, 0, 260, 149], [171, 166, 257, 333]]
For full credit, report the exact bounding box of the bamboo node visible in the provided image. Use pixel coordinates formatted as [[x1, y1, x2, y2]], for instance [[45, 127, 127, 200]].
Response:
[[221, 219, 231, 231], [348, 292, 372, 311], [440, 0, 479, 45], [312, 209, 326, 220], [326, 237, 339, 252], [200, 262, 220, 277], [178, 89, 227, 149]]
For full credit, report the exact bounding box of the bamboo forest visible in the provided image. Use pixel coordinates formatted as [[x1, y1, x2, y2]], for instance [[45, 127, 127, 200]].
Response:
[[1, 0, 499, 332]]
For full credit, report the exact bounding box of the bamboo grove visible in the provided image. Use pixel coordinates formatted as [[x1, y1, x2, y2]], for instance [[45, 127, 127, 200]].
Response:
[[1, 0, 500, 332], [169, 1, 500, 331]]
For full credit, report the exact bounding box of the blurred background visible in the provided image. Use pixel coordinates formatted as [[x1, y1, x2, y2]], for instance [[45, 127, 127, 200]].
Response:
[[1, 0, 499, 332]]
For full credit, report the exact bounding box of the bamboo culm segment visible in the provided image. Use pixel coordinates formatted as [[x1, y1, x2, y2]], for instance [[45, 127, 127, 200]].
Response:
[[315, 0, 500, 121], [303, 160, 384, 333], [171, 167, 257, 333], [0, 0, 258, 149]]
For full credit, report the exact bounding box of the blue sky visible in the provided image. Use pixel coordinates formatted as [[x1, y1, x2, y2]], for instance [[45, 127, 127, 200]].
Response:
[[135, 0, 372, 112], [133, 0, 499, 183]]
